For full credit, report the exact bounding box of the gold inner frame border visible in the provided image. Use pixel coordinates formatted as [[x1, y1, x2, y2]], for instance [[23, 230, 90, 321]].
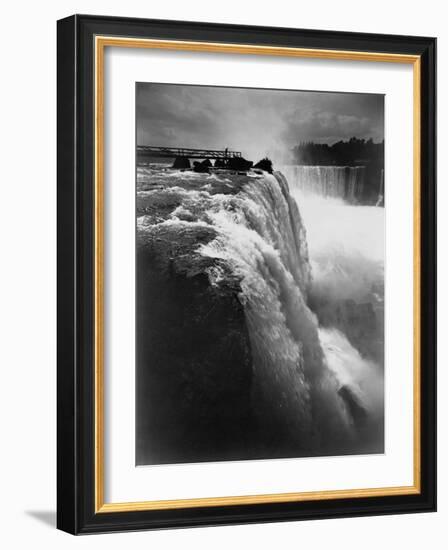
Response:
[[94, 35, 421, 513]]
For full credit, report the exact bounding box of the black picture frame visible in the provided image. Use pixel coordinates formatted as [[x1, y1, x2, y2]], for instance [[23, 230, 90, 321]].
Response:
[[57, 14, 436, 535]]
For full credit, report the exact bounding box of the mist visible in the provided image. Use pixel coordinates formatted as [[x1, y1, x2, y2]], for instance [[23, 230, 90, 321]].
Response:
[[136, 83, 384, 162]]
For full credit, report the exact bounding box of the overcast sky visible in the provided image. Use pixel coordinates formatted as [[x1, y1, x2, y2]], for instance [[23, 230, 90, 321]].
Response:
[[136, 83, 384, 161]]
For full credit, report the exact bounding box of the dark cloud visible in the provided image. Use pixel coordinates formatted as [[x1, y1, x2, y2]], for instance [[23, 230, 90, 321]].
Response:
[[136, 83, 384, 161]]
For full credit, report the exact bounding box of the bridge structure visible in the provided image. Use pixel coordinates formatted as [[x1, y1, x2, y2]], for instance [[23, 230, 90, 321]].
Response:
[[137, 145, 242, 161]]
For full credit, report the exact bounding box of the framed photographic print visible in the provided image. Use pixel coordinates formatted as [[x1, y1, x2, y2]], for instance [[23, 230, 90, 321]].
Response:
[[57, 14, 436, 534]]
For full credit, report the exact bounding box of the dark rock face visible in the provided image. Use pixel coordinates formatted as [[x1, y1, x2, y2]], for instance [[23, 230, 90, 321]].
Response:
[[136, 223, 255, 465], [254, 157, 274, 173], [172, 156, 191, 169], [227, 157, 253, 171], [310, 296, 383, 366], [338, 385, 368, 428], [193, 159, 212, 173]]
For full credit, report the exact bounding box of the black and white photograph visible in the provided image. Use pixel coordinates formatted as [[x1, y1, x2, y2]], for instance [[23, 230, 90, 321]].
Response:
[[0, 0, 440, 542], [135, 83, 385, 466]]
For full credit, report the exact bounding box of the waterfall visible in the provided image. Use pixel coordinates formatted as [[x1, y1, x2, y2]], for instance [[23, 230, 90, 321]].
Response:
[[281, 165, 366, 204], [376, 169, 385, 206], [199, 173, 358, 453], [138, 166, 383, 458]]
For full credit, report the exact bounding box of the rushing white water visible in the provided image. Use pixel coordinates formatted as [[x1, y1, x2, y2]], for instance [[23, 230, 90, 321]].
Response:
[[137, 165, 384, 456], [287, 175, 385, 452], [320, 328, 384, 430], [198, 173, 356, 451], [281, 165, 366, 203]]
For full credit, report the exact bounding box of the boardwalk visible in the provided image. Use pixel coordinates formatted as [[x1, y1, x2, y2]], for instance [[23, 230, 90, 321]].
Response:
[[137, 145, 242, 161]]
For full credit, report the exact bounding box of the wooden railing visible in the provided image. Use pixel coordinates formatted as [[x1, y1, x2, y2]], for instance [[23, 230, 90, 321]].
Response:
[[137, 145, 242, 160]]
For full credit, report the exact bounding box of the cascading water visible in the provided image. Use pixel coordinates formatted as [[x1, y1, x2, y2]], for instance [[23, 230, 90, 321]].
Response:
[[285, 167, 385, 453], [281, 165, 366, 204], [199, 173, 354, 453], [137, 165, 383, 459]]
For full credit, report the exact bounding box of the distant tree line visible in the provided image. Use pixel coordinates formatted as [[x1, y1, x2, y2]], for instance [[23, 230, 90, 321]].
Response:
[[291, 137, 384, 167]]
